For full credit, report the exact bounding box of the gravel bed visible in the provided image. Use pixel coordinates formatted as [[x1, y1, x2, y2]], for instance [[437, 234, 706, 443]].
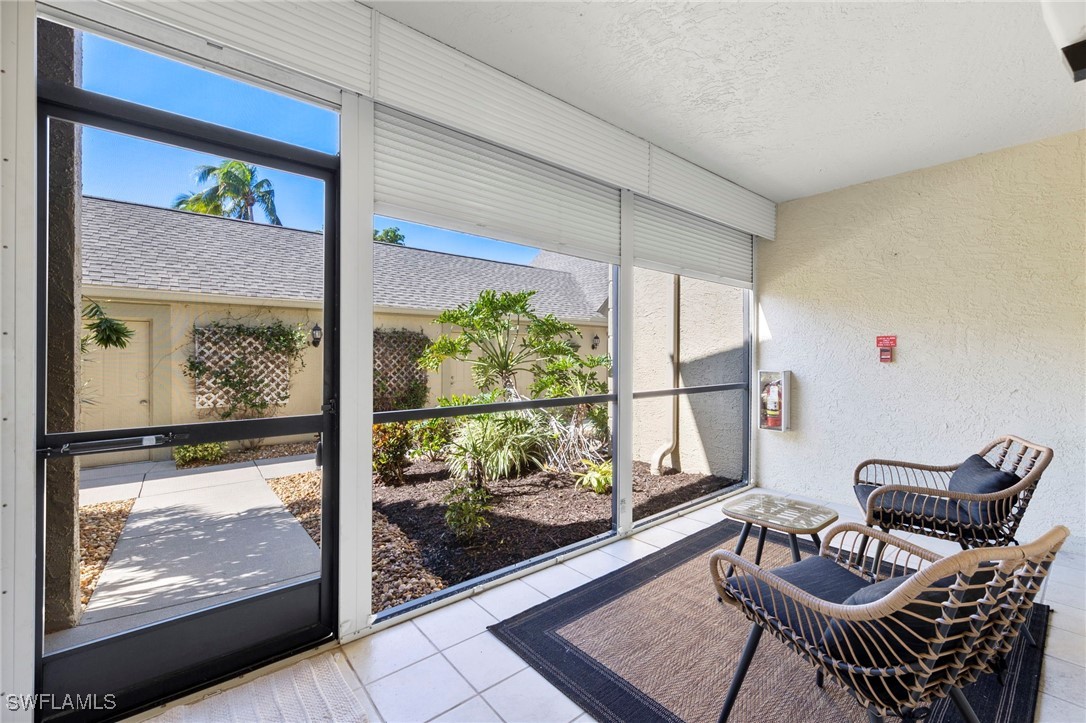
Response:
[[79, 499, 135, 608], [267, 471, 323, 546], [373, 511, 446, 611]]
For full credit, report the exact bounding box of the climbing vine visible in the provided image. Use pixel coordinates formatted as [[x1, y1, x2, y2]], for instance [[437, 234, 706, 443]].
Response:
[[183, 320, 309, 421]]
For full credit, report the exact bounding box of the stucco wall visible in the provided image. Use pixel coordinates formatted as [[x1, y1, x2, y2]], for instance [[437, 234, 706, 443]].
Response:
[[632, 267, 747, 478], [755, 131, 1086, 541], [80, 298, 608, 460]]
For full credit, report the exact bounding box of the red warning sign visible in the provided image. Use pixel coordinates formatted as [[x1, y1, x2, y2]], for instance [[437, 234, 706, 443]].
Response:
[[876, 336, 897, 348]]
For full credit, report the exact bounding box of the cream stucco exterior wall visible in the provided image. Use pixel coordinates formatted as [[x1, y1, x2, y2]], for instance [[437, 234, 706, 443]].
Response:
[[632, 266, 747, 479], [80, 295, 608, 466], [754, 131, 1086, 541]]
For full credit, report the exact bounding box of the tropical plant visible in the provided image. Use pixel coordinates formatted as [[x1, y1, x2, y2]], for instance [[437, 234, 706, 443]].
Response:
[[445, 412, 550, 485], [373, 422, 413, 484], [419, 290, 578, 395], [173, 160, 282, 225], [172, 442, 228, 467], [574, 459, 613, 494], [373, 226, 406, 245], [80, 299, 133, 353], [410, 417, 452, 461], [443, 484, 493, 540]]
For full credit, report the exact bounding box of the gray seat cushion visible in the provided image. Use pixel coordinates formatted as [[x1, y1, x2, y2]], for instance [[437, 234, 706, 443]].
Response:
[[728, 556, 870, 642], [854, 483, 962, 528]]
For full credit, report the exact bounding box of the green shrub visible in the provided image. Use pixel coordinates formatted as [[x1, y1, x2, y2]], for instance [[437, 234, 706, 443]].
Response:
[[444, 484, 493, 540], [445, 413, 550, 484], [373, 422, 413, 484], [574, 459, 612, 494], [411, 417, 453, 461], [172, 442, 227, 466]]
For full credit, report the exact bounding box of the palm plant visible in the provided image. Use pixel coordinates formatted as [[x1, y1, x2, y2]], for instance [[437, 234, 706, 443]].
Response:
[[419, 290, 577, 395], [173, 160, 282, 225]]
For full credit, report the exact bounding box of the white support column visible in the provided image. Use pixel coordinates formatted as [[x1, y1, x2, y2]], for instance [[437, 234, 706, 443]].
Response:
[[1, 0, 40, 715], [615, 189, 635, 534], [337, 91, 375, 642]]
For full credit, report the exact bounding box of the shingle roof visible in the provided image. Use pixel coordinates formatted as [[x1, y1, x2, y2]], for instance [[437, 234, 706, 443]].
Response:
[[530, 250, 610, 314], [80, 197, 606, 320]]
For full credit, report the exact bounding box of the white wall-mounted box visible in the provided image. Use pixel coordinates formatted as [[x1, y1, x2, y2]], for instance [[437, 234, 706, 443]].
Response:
[[758, 370, 791, 432]]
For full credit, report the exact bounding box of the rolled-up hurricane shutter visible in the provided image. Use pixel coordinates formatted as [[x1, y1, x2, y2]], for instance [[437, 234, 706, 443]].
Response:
[[632, 195, 753, 288], [374, 106, 621, 264]]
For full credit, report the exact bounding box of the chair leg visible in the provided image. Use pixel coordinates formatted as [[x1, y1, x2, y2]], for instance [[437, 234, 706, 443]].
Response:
[[948, 687, 981, 723], [814, 669, 824, 688], [865, 708, 885, 723], [718, 624, 764, 723], [1022, 623, 1037, 647]]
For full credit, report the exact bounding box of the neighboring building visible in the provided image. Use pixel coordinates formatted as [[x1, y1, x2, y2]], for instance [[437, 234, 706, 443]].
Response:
[[78, 197, 610, 462]]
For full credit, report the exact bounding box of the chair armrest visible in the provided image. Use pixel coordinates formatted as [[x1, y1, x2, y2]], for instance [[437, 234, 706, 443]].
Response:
[[854, 458, 956, 491], [820, 522, 939, 580]]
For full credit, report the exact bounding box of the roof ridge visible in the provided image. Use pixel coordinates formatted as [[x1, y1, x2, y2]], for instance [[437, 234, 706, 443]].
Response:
[[375, 241, 570, 274], [82, 195, 324, 234]]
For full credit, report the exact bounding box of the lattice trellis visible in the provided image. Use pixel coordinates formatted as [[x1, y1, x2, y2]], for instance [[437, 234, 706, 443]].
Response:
[[374, 328, 430, 412], [192, 326, 293, 410]]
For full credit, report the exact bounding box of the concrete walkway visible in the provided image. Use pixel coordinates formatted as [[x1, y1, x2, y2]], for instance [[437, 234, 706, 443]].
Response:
[[47, 455, 321, 653]]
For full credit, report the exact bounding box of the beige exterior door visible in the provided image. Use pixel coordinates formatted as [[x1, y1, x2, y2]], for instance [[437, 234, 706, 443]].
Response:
[[81, 319, 152, 465]]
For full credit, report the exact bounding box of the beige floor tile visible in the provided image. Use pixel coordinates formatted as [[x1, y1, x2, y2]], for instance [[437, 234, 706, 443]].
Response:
[[431, 696, 502, 722], [684, 504, 727, 526], [1045, 629, 1086, 668], [1036, 692, 1086, 723], [1040, 655, 1086, 708], [561, 549, 627, 579], [660, 516, 710, 536], [1046, 582, 1086, 611], [443, 632, 528, 691], [343, 621, 438, 684], [482, 668, 584, 723], [414, 599, 498, 651], [366, 655, 474, 723], [599, 537, 659, 563], [474, 579, 548, 621], [632, 525, 688, 549], [520, 564, 592, 598], [1048, 605, 1086, 634]]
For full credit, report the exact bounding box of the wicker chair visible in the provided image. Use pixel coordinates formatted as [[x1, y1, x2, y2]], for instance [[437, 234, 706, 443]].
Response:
[[710, 523, 1068, 723], [853, 436, 1052, 550]]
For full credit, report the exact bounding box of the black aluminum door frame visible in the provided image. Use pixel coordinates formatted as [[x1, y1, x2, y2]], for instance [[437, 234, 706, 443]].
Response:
[[34, 80, 340, 721]]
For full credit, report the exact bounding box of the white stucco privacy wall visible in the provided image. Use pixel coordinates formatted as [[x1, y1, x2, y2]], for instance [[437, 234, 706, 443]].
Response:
[[755, 130, 1085, 542]]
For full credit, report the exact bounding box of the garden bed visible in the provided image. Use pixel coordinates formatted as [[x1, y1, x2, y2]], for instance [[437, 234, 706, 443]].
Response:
[[373, 459, 739, 608], [265, 459, 739, 613]]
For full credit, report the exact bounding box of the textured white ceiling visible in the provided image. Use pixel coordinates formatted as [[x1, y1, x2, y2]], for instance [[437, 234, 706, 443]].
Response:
[[371, 1, 1086, 202]]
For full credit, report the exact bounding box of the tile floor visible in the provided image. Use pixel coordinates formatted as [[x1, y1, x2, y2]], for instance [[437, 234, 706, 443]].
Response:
[[169, 489, 1086, 722]]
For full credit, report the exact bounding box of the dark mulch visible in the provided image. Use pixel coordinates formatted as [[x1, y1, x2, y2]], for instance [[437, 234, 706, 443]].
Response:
[[374, 459, 739, 596]]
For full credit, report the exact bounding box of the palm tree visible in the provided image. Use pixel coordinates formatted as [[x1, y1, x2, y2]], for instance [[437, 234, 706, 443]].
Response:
[[173, 160, 282, 225]]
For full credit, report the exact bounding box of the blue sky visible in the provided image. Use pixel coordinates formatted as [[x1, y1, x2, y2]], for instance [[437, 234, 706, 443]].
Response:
[[80, 32, 538, 264]]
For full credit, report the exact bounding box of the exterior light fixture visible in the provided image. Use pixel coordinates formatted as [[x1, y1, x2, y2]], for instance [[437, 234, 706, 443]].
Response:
[[1043, 1, 1086, 82], [591, 334, 601, 350], [310, 323, 323, 348]]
